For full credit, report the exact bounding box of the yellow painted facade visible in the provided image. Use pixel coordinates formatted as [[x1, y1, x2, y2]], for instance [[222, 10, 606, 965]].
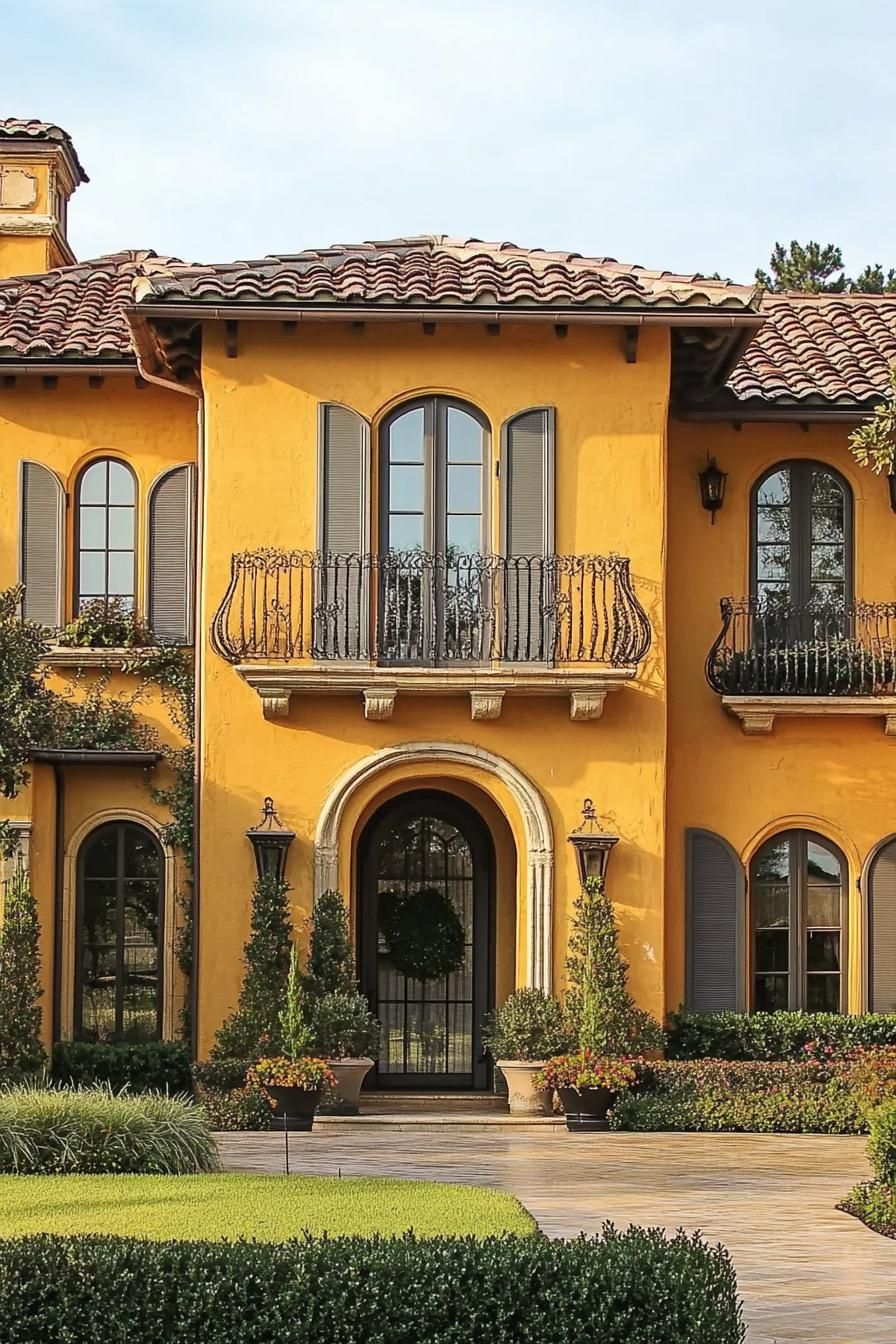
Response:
[[3, 121, 894, 1074]]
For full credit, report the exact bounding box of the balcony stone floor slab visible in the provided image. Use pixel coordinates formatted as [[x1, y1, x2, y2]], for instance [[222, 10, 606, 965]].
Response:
[[217, 1129, 896, 1343]]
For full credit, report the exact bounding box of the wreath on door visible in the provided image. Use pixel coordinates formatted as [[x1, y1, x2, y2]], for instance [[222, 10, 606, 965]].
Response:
[[379, 886, 466, 982]]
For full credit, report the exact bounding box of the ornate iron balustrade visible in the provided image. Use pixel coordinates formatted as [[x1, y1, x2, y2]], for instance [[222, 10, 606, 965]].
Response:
[[210, 550, 651, 667], [706, 597, 896, 696]]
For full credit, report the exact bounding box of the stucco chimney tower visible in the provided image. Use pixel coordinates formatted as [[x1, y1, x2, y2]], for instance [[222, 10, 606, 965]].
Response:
[[0, 119, 88, 279]]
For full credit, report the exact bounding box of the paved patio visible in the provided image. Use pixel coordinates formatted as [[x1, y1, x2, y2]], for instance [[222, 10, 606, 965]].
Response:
[[218, 1128, 896, 1343]]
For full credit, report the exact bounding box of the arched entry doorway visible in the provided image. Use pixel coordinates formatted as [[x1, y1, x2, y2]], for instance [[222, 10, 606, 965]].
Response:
[[358, 790, 495, 1090]]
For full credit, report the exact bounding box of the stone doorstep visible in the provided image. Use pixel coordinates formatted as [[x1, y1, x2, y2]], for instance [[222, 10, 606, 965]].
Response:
[[314, 1114, 566, 1131], [361, 1092, 505, 1113]]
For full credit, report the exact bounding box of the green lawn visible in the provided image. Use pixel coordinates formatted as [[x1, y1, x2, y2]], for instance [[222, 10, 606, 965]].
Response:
[[0, 1174, 535, 1241]]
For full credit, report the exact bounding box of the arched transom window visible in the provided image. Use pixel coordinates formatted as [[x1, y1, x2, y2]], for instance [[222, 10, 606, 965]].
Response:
[[75, 821, 164, 1040], [751, 830, 846, 1013], [76, 458, 137, 611]]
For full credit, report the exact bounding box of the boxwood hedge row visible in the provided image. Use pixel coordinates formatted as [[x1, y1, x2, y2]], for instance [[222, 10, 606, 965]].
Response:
[[666, 1010, 896, 1061], [0, 1228, 745, 1344]]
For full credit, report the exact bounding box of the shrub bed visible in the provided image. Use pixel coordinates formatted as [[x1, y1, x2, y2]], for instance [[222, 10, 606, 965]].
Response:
[[611, 1052, 896, 1133], [0, 1226, 745, 1343], [838, 1099, 896, 1238], [666, 1010, 896, 1061], [0, 1086, 219, 1175], [52, 1041, 192, 1095], [192, 1059, 271, 1132]]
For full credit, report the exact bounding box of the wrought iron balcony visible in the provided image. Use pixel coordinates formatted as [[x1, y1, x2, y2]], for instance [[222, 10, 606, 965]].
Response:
[[210, 549, 651, 668], [706, 597, 896, 697]]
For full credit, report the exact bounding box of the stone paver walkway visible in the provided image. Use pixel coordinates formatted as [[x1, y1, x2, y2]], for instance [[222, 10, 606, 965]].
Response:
[[218, 1128, 896, 1343]]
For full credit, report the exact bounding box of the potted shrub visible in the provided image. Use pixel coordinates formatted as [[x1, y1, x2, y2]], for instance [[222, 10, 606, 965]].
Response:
[[247, 948, 334, 1131], [482, 989, 570, 1116], [537, 1052, 637, 1131], [312, 989, 379, 1114]]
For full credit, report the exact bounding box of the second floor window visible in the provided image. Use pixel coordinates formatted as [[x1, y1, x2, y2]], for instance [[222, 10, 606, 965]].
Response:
[[752, 460, 852, 609], [76, 458, 136, 611], [382, 398, 489, 557]]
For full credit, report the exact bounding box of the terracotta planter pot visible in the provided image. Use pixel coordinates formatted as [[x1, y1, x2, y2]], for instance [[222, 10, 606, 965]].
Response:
[[558, 1085, 615, 1133], [261, 1084, 322, 1131], [321, 1057, 375, 1115], [496, 1060, 552, 1116]]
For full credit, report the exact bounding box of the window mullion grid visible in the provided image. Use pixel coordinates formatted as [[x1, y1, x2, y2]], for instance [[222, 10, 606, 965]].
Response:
[[792, 833, 806, 1011]]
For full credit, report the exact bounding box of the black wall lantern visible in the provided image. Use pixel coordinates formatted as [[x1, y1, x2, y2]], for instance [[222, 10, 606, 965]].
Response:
[[246, 797, 295, 883], [698, 457, 727, 523], [567, 799, 619, 886]]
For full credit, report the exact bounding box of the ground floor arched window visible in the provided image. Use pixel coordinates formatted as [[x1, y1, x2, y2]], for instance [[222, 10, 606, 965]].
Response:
[[75, 820, 164, 1040], [751, 830, 846, 1013]]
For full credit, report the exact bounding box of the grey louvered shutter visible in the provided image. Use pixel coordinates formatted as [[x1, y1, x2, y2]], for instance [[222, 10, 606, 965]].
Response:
[[869, 840, 896, 1011], [501, 407, 555, 661], [149, 465, 195, 643], [19, 461, 64, 629], [686, 828, 745, 1011], [318, 404, 369, 658]]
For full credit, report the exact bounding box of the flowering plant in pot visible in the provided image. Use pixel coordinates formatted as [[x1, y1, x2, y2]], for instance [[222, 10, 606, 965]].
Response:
[[247, 948, 334, 1131], [536, 1052, 638, 1131], [482, 989, 572, 1116], [305, 891, 381, 1113]]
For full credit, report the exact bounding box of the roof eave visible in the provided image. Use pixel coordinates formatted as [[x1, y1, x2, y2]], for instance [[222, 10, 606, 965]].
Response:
[[676, 396, 876, 423]]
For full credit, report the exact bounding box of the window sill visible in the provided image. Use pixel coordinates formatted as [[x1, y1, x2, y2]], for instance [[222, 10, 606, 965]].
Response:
[[41, 644, 190, 669], [721, 694, 896, 736], [235, 662, 638, 722]]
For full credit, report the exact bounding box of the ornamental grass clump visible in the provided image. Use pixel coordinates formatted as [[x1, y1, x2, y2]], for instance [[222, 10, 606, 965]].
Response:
[[0, 1085, 219, 1175]]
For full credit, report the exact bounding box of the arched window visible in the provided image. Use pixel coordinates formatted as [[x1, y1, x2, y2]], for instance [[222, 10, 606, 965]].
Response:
[[750, 830, 846, 1013], [381, 398, 488, 557], [752, 461, 852, 607], [379, 398, 489, 663], [75, 458, 136, 612], [75, 821, 164, 1040]]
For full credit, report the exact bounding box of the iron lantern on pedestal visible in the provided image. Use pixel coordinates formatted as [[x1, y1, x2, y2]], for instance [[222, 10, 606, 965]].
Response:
[[698, 457, 727, 523], [246, 797, 295, 883], [567, 799, 619, 886]]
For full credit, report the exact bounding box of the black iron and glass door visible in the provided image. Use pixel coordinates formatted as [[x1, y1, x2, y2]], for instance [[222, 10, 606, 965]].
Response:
[[75, 821, 164, 1040], [750, 830, 846, 1013], [380, 398, 489, 662], [359, 792, 494, 1089]]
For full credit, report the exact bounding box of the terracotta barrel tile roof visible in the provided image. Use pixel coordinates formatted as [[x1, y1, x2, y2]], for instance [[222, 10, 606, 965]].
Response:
[[0, 117, 89, 183], [0, 252, 173, 363], [725, 293, 896, 405], [135, 236, 759, 311]]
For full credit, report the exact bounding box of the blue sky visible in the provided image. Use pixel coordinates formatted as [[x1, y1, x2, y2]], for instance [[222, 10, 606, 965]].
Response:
[[5, 0, 895, 282]]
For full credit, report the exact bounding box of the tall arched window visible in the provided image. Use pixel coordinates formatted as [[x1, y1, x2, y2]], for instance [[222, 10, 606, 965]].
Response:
[[379, 398, 489, 663], [381, 398, 488, 556], [751, 830, 846, 1013], [76, 458, 136, 611], [75, 821, 164, 1040], [752, 461, 852, 607]]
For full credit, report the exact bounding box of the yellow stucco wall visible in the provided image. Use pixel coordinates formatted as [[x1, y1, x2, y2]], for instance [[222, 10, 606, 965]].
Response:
[[666, 419, 896, 1013], [0, 156, 59, 279], [196, 320, 670, 1057], [0, 376, 197, 1045]]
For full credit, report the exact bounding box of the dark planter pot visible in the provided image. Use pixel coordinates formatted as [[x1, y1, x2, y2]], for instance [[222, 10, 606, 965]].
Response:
[[261, 1084, 322, 1132], [558, 1085, 615, 1133]]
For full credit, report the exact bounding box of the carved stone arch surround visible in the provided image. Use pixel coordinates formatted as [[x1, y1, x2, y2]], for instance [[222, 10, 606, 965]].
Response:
[[314, 742, 554, 991]]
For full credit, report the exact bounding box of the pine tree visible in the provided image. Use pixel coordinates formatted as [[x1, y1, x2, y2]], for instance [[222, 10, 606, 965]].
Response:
[[756, 240, 847, 293], [211, 873, 293, 1060], [566, 876, 663, 1057], [305, 890, 355, 998], [0, 866, 46, 1076]]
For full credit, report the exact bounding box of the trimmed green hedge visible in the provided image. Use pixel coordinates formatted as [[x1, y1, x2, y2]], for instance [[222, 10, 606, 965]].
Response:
[[0, 1228, 745, 1343], [0, 1086, 219, 1174], [666, 1010, 896, 1061], [611, 1053, 896, 1134], [52, 1041, 192, 1094], [838, 1101, 896, 1238], [868, 1100, 896, 1184]]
